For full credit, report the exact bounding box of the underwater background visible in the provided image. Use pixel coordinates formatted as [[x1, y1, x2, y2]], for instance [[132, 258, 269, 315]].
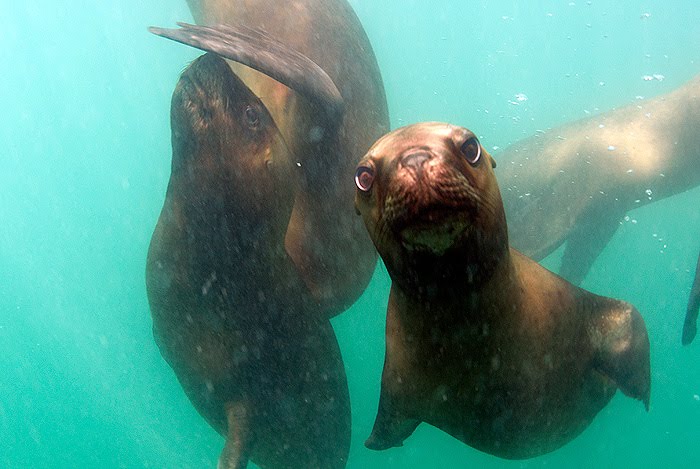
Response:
[[1, 0, 699, 467]]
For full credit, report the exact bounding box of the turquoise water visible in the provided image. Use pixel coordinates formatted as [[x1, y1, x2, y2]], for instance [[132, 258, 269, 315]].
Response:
[[2, 0, 699, 467]]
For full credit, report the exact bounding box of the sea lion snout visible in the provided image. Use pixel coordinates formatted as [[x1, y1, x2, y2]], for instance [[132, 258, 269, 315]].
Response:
[[400, 150, 432, 170], [356, 123, 509, 278]]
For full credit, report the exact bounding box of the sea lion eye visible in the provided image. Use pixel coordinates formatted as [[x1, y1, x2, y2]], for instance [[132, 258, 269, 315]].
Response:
[[355, 166, 375, 192], [460, 137, 481, 166], [245, 105, 260, 129]]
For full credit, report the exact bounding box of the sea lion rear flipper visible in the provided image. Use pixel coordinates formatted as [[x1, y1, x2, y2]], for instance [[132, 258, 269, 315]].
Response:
[[590, 302, 651, 410], [149, 23, 343, 119], [682, 250, 700, 345], [559, 206, 624, 285], [218, 400, 254, 469], [365, 392, 420, 450]]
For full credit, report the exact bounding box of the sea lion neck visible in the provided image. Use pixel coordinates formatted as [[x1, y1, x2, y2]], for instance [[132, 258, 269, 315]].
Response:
[[389, 246, 516, 311], [392, 252, 520, 335]]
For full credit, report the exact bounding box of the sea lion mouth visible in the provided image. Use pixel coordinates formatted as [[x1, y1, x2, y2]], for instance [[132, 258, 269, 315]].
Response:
[[398, 212, 471, 254]]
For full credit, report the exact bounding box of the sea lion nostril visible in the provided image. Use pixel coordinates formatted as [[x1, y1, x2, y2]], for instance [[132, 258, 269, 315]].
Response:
[[401, 151, 431, 169]]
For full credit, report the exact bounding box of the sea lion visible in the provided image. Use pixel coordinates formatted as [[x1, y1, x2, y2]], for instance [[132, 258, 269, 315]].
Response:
[[683, 251, 700, 345], [355, 122, 650, 458], [146, 53, 350, 469], [500, 74, 700, 286], [152, 0, 389, 316]]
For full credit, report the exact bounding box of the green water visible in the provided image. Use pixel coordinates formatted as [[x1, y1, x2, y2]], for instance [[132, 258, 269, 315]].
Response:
[[1, 0, 699, 467]]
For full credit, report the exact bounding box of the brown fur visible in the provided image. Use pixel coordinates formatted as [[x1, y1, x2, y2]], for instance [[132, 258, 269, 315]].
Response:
[[500, 75, 700, 286], [146, 54, 349, 469], [355, 122, 650, 459], [185, 0, 390, 315]]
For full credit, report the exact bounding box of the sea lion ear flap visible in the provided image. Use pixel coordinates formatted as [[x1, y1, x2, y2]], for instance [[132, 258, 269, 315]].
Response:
[[490, 155, 497, 169], [149, 22, 344, 121]]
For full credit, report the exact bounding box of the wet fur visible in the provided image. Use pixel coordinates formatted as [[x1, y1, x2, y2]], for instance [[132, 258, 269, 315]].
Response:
[[356, 123, 651, 459]]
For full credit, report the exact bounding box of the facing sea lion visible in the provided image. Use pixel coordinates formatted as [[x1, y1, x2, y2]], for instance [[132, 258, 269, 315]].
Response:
[[355, 122, 651, 459], [153, 0, 389, 316], [500, 74, 700, 286], [146, 53, 350, 469]]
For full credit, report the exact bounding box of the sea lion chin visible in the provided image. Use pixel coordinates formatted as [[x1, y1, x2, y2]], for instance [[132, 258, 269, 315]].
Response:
[[355, 122, 651, 459]]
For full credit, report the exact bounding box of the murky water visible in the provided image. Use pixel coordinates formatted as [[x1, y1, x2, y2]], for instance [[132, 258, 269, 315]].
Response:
[[2, 1, 699, 467]]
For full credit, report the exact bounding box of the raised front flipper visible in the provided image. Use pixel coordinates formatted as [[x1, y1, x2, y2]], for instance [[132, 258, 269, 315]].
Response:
[[682, 250, 700, 345], [149, 22, 343, 119], [589, 301, 651, 410]]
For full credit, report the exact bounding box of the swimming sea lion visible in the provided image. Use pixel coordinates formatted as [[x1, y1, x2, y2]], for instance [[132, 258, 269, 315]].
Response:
[[355, 122, 650, 458], [146, 53, 350, 469], [153, 0, 389, 316], [683, 251, 700, 345], [500, 74, 700, 286]]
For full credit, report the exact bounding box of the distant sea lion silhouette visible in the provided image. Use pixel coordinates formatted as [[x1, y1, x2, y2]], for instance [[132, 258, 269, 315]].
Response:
[[153, 0, 389, 316], [355, 122, 650, 458], [683, 252, 700, 345], [500, 75, 700, 286], [146, 53, 350, 469]]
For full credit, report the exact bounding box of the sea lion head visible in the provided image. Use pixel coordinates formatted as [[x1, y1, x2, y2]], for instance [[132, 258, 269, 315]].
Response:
[[169, 52, 295, 221], [354, 122, 508, 289]]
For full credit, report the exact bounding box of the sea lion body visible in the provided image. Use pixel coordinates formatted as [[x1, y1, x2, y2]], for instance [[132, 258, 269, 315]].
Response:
[[146, 53, 349, 469], [183, 0, 390, 314], [500, 75, 700, 285], [355, 123, 650, 458], [683, 251, 700, 344]]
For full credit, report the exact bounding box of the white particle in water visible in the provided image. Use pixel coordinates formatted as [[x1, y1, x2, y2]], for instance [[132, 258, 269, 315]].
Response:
[[646, 189, 653, 196], [515, 93, 528, 102], [608, 145, 616, 151], [694, 394, 700, 401]]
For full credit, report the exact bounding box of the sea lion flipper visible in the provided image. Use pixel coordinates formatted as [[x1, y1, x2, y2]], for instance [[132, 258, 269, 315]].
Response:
[[591, 302, 651, 410], [682, 251, 700, 345], [365, 392, 420, 450], [218, 400, 254, 469], [149, 23, 343, 118], [559, 206, 624, 285]]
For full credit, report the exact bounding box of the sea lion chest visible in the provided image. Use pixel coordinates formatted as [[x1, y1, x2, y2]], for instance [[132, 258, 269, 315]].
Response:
[[385, 268, 615, 457]]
